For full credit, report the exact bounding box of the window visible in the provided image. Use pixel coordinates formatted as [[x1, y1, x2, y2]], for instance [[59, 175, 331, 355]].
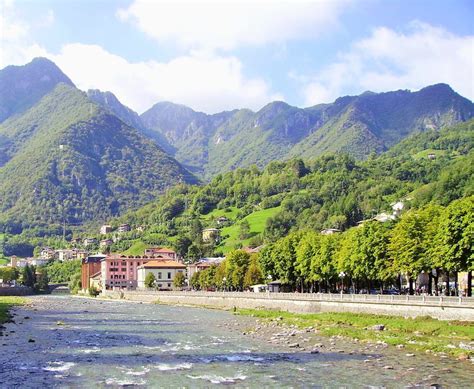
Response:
[[121, 268, 126, 272], [158, 272, 162, 279], [167, 272, 171, 279], [168, 283, 171, 288]]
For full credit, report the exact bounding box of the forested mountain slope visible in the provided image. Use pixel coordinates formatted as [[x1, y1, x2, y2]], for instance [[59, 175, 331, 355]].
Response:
[[0, 83, 197, 230], [141, 85, 473, 178]]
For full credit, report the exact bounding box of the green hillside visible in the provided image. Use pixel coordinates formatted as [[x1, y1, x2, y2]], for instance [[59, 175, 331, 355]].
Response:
[[58, 119, 472, 260], [141, 84, 473, 179], [0, 83, 197, 231]]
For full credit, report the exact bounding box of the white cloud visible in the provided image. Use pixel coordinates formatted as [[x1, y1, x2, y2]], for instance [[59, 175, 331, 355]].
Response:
[[51, 44, 281, 113], [0, 2, 282, 113], [117, 0, 350, 50], [0, 2, 48, 67], [302, 22, 474, 106]]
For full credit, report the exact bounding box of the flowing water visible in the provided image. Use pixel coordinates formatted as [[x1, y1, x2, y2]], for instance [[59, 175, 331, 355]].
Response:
[[0, 296, 472, 388]]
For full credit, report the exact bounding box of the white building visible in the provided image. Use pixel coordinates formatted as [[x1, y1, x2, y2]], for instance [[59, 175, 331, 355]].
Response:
[[137, 260, 186, 290]]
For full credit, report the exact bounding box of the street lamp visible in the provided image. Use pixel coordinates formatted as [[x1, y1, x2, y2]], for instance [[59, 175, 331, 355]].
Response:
[[223, 277, 227, 292], [339, 272, 346, 295]]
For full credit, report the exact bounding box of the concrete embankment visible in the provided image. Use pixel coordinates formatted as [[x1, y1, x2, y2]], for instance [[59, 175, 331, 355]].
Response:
[[102, 291, 474, 321]]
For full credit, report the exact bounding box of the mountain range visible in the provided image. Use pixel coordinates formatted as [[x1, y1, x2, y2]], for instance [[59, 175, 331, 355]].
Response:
[[0, 59, 196, 229], [0, 57, 473, 229]]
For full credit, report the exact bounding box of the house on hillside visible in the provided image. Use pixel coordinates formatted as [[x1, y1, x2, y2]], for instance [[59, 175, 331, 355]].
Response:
[[216, 216, 229, 226], [83, 238, 98, 247], [40, 247, 55, 260], [187, 257, 225, 280], [118, 224, 131, 233], [56, 249, 74, 262], [144, 247, 178, 260], [320, 228, 342, 235], [100, 225, 112, 235], [202, 228, 220, 243], [137, 260, 186, 290], [100, 239, 113, 248]]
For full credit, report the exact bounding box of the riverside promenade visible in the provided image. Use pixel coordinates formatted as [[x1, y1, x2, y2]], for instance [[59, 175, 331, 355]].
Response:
[[102, 291, 474, 321]]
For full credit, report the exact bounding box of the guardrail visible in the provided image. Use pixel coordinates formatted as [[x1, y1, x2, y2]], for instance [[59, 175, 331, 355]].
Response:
[[136, 290, 474, 307]]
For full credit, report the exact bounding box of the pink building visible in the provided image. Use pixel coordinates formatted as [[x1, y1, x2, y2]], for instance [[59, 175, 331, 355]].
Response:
[[101, 255, 156, 290]]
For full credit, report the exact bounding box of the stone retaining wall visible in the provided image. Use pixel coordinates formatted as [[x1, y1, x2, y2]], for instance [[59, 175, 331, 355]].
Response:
[[102, 291, 474, 321]]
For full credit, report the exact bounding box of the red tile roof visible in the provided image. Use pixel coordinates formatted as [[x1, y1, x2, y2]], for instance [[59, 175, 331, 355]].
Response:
[[140, 260, 185, 269]]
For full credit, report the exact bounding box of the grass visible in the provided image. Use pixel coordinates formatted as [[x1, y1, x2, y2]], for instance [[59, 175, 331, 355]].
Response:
[[203, 206, 240, 221], [235, 309, 474, 358], [0, 296, 26, 326], [219, 206, 281, 252], [122, 241, 150, 256]]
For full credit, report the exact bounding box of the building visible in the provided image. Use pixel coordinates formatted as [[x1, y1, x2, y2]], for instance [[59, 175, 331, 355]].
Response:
[[187, 257, 225, 280], [83, 238, 98, 247], [101, 255, 156, 290], [100, 239, 113, 248], [216, 216, 229, 225], [321, 228, 342, 235], [40, 247, 55, 260], [144, 247, 178, 260], [100, 225, 112, 235], [242, 246, 265, 254], [373, 212, 396, 222], [70, 237, 82, 245], [81, 254, 106, 291], [30, 258, 49, 267], [202, 228, 220, 243], [117, 224, 131, 233], [137, 260, 186, 289]]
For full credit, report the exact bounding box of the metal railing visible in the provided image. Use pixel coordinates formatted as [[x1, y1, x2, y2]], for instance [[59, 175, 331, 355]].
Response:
[[128, 290, 474, 307]]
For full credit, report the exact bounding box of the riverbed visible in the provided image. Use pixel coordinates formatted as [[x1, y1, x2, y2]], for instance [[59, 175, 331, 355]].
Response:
[[0, 296, 472, 388]]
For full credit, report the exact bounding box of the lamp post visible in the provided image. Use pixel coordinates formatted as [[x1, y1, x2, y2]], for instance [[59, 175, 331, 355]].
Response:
[[339, 272, 346, 295], [223, 277, 227, 292]]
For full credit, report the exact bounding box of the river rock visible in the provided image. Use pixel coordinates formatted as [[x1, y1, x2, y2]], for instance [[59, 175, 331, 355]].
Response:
[[370, 324, 385, 331], [288, 343, 299, 348]]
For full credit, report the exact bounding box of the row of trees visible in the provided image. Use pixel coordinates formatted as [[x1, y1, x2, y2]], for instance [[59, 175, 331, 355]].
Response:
[[190, 250, 264, 291], [0, 264, 49, 292], [259, 196, 473, 295]]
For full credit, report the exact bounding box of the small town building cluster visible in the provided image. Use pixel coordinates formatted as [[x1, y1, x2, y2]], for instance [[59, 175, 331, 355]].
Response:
[[81, 247, 207, 292]]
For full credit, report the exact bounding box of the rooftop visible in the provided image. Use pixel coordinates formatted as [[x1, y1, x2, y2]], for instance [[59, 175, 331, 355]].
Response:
[[140, 260, 186, 269]]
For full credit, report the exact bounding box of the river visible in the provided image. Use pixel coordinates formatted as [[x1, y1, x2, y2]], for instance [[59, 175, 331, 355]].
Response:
[[0, 296, 472, 388]]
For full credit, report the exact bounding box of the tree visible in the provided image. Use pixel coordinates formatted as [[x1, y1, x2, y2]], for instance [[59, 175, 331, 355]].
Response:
[[174, 235, 192, 259], [271, 231, 304, 290], [34, 268, 49, 292], [144, 272, 156, 288], [226, 250, 251, 290], [190, 271, 201, 290], [239, 219, 251, 240], [295, 231, 320, 291], [433, 196, 473, 295], [388, 207, 439, 294], [173, 271, 186, 288], [21, 265, 36, 288], [187, 244, 202, 262], [244, 255, 264, 288]]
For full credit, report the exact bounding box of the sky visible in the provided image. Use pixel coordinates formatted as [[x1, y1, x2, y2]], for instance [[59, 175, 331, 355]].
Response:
[[1, 0, 473, 114]]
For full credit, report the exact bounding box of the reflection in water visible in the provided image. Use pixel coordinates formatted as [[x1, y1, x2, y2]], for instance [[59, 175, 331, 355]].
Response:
[[0, 296, 472, 388]]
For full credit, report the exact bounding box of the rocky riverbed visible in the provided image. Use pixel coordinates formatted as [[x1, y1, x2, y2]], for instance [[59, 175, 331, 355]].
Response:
[[0, 296, 473, 388]]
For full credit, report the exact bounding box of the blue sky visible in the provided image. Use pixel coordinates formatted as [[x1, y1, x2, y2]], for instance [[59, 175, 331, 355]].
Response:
[[2, 0, 473, 113]]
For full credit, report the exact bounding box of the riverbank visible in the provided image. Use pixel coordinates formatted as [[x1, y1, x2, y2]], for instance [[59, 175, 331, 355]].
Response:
[[234, 309, 474, 360], [101, 290, 474, 321], [2, 296, 473, 387], [0, 296, 26, 330]]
